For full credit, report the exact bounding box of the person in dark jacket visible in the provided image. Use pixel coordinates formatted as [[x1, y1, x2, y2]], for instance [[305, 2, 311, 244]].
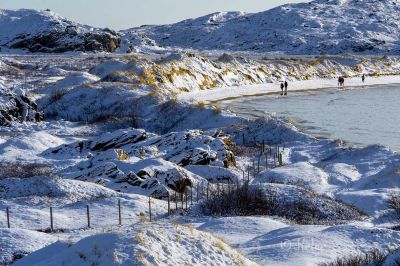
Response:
[[362, 74, 365, 83], [284, 81, 288, 95], [280, 82, 284, 96]]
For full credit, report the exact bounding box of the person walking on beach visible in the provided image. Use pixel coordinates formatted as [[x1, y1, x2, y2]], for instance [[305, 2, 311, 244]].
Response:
[[338, 76, 345, 87], [284, 81, 288, 95], [362, 74, 365, 83], [280, 82, 284, 96]]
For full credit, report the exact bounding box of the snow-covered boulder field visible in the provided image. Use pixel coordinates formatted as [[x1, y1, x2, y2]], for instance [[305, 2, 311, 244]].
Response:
[[45, 128, 238, 198]]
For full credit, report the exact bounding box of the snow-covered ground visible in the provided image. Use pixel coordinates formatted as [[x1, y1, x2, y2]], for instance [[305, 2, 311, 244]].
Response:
[[179, 75, 400, 103], [1, 52, 400, 265]]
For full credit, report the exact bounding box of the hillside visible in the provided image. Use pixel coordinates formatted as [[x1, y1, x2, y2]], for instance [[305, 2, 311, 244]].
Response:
[[0, 9, 120, 53], [122, 0, 400, 54], [2, 0, 400, 54]]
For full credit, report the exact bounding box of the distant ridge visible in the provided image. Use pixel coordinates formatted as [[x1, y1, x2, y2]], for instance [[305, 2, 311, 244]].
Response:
[[2, 0, 400, 55]]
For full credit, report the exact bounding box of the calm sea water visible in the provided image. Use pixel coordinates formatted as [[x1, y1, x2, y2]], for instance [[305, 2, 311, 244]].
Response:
[[219, 84, 400, 151]]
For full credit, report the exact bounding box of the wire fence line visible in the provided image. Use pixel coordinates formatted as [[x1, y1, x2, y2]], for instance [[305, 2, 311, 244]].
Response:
[[2, 142, 286, 233]]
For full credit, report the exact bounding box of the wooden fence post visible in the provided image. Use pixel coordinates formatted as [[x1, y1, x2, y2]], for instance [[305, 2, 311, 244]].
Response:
[[175, 191, 178, 210], [181, 193, 184, 209], [185, 190, 188, 210], [50, 206, 54, 232], [86, 205, 91, 228], [190, 186, 193, 205], [6, 207, 10, 229], [118, 199, 122, 226], [167, 194, 170, 216], [242, 133, 245, 145], [148, 197, 152, 222], [196, 183, 199, 203], [207, 182, 209, 201]]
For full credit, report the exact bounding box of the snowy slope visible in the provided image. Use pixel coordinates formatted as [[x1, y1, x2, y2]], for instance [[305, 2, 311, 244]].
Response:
[[14, 222, 257, 266], [0, 9, 120, 53], [2, 0, 400, 54], [121, 0, 400, 54]]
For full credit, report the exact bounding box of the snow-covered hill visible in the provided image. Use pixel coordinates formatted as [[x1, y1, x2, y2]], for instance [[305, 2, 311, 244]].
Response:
[[2, 0, 400, 54], [122, 0, 400, 54], [0, 9, 120, 53]]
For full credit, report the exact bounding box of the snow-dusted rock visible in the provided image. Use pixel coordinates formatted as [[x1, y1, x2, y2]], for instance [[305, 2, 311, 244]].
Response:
[[0, 9, 120, 53], [0, 87, 43, 126], [47, 128, 237, 197]]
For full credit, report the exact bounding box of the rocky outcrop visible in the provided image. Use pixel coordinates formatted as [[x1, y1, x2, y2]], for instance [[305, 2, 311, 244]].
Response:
[[9, 30, 120, 53], [0, 9, 120, 53], [0, 89, 43, 126], [46, 128, 238, 198]]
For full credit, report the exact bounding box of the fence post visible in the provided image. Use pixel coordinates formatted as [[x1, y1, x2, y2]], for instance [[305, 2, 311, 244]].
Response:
[[86, 205, 91, 228], [167, 194, 170, 216], [175, 191, 178, 210], [190, 186, 193, 205], [148, 197, 152, 222], [185, 190, 188, 210], [207, 182, 209, 201], [262, 140, 265, 153], [266, 153, 268, 169], [180, 193, 183, 209], [50, 206, 54, 232], [242, 170, 245, 184], [196, 183, 199, 203], [257, 157, 260, 173], [6, 207, 10, 229], [242, 133, 245, 145], [118, 199, 122, 226]]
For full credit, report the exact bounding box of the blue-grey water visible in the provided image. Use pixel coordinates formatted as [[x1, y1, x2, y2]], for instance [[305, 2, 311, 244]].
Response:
[[219, 84, 400, 151]]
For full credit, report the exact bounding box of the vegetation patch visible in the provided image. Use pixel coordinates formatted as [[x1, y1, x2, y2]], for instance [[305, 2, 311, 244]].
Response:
[[200, 183, 364, 225], [0, 162, 53, 179]]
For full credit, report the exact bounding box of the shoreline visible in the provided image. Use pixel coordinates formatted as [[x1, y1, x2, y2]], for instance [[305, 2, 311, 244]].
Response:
[[178, 75, 400, 103]]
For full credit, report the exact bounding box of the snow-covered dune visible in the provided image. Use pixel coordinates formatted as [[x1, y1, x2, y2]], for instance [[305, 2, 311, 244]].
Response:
[[13, 222, 256, 266]]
